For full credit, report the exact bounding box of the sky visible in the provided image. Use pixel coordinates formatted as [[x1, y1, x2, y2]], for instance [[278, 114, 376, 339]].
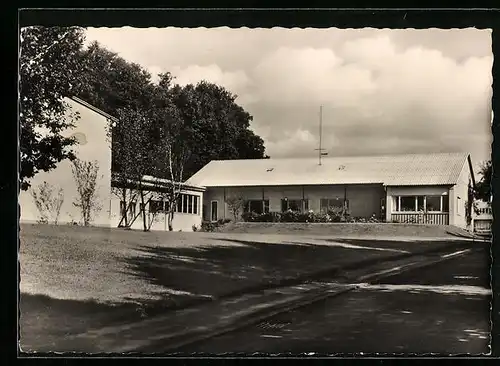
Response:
[[85, 27, 493, 170]]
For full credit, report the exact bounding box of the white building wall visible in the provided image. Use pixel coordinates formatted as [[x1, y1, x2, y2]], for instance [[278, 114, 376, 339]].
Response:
[[449, 160, 473, 229], [19, 98, 112, 226], [109, 188, 204, 232]]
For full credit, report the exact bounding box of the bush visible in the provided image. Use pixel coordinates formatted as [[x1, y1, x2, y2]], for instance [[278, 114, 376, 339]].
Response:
[[201, 221, 216, 232], [281, 210, 299, 223], [192, 224, 198, 232], [327, 207, 344, 222], [239, 209, 385, 224], [200, 218, 232, 232], [242, 211, 260, 222]]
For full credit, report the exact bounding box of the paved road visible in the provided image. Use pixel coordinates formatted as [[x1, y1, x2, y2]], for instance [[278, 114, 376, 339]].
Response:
[[175, 247, 491, 355]]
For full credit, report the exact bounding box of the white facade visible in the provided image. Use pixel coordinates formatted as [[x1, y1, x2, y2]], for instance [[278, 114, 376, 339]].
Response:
[[109, 187, 205, 232], [19, 97, 112, 226]]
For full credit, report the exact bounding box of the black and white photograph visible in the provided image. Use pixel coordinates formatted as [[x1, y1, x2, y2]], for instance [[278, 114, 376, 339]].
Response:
[[18, 11, 494, 356]]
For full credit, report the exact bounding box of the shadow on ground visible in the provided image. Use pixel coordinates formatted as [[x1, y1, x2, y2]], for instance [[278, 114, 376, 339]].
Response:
[[118, 237, 474, 315], [19, 293, 142, 352]]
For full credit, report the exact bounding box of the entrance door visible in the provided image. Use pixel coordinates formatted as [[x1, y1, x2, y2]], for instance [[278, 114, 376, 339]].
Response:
[[211, 201, 218, 222], [380, 197, 386, 219]]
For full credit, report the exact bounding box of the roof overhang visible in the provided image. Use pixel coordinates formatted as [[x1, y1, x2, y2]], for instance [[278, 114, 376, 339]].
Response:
[[112, 176, 206, 193], [70, 96, 119, 123], [467, 154, 476, 188]]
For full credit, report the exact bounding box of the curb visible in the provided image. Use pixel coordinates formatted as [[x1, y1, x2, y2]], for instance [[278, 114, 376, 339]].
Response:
[[139, 246, 480, 353]]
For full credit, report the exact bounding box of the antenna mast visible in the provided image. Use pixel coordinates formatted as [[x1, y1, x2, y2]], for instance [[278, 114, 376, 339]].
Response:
[[315, 105, 328, 165]]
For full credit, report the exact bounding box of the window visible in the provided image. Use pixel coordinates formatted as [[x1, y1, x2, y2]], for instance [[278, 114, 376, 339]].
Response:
[[175, 194, 200, 215], [442, 196, 449, 212], [193, 196, 199, 215], [177, 196, 182, 212], [183, 195, 188, 213], [188, 195, 193, 214], [120, 201, 137, 220], [281, 199, 309, 212], [320, 198, 348, 213], [400, 196, 416, 212], [426, 196, 441, 212], [245, 200, 270, 214], [150, 200, 164, 214], [394, 195, 449, 213], [417, 196, 425, 211], [129, 202, 136, 219]]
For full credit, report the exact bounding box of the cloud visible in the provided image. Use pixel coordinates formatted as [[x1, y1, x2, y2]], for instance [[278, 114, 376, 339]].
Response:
[[169, 64, 251, 98], [84, 27, 492, 166], [244, 35, 492, 164]]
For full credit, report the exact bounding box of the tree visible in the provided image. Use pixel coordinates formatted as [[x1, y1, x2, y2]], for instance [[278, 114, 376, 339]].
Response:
[[226, 196, 245, 221], [30, 181, 65, 224], [157, 109, 191, 232], [168, 81, 268, 179], [19, 26, 87, 190], [474, 160, 492, 202], [110, 107, 170, 231], [76, 42, 156, 116], [71, 158, 101, 226]]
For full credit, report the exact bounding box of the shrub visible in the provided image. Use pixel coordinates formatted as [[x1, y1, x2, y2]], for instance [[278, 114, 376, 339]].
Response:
[[201, 221, 216, 232], [313, 212, 331, 223], [201, 218, 231, 232], [242, 211, 260, 222], [327, 207, 344, 222], [296, 212, 312, 223], [281, 209, 299, 223], [192, 224, 198, 232]]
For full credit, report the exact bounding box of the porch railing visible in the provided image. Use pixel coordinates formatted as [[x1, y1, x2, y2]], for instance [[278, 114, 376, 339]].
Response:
[[391, 213, 449, 225]]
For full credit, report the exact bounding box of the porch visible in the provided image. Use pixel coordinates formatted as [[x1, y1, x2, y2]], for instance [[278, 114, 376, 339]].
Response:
[[391, 212, 450, 225]]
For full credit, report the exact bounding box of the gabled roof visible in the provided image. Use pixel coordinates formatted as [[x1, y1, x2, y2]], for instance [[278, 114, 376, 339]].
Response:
[[186, 152, 472, 188]]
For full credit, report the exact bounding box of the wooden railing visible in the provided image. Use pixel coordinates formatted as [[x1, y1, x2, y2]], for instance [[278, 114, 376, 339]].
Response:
[[391, 213, 449, 225]]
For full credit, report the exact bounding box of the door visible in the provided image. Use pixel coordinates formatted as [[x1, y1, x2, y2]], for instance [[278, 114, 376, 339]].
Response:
[[380, 197, 386, 220], [211, 201, 218, 222]]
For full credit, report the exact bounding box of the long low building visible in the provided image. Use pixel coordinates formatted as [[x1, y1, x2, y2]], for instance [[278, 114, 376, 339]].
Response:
[[186, 152, 476, 229], [18, 96, 477, 231]]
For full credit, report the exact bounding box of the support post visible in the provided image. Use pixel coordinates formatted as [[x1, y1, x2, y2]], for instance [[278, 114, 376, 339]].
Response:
[[223, 187, 226, 219]]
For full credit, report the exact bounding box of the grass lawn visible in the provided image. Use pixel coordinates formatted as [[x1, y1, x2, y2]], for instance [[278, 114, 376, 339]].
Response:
[[18, 223, 473, 352]]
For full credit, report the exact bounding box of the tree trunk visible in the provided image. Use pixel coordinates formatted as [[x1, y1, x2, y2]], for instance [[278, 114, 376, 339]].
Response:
[[122, 188, 128, 227], [167, 208, 174, 231], [139, 187, 148, 232]]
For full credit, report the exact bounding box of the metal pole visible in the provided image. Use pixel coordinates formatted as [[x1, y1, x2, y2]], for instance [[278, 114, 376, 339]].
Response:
[[319, 105, 323, 166]]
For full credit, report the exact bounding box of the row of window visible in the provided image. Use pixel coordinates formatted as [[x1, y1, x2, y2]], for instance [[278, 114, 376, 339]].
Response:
[[119, 193, 201, 217], [392, 195, 449, 213], [231, 196, 451, 215], [241, 198, 349, 215]]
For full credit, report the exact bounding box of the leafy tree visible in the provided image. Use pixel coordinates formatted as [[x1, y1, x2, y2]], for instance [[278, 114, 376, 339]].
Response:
[[226, 196, 245, 221], [153, 99, 192, 231], [19, 26, 86, 190], [76, 42, 160, 175], [71, 158, 101, 226], [474, 160, 492, 202], [110, 106, 178, 231], [76, 41, 156, 117], [168, 80, 268, 179], [30, 181, 65, 224]]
